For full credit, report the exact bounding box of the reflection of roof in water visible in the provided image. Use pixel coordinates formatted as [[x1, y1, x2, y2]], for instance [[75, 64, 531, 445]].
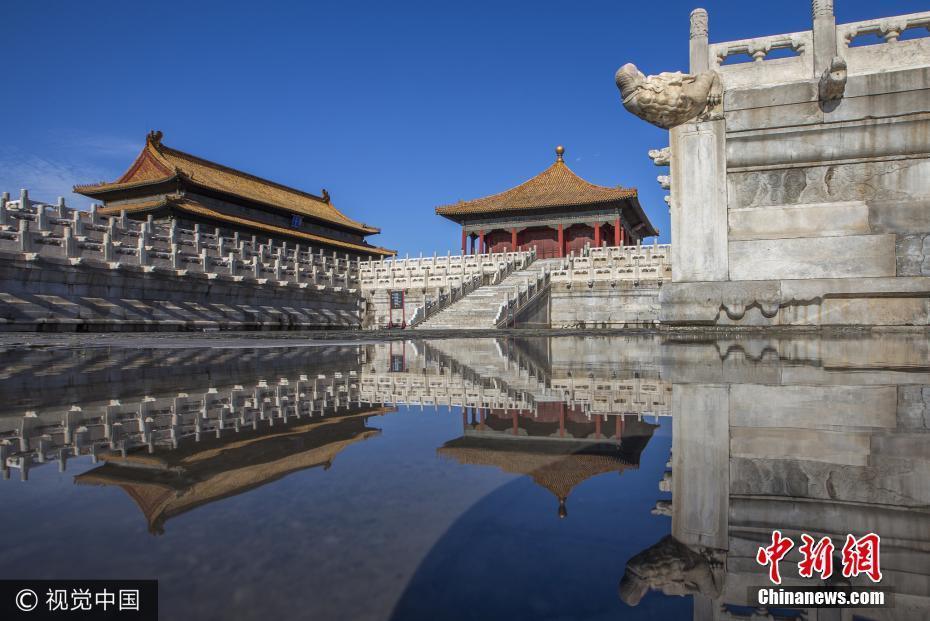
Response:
[[438, 417, 657, 514], [76, 408, 389, 534]]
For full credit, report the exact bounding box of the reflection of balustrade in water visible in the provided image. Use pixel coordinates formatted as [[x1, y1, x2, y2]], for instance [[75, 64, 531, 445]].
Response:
[[550, 377, 671, 418], [0, 372, 367, 480], [358, 344, 542, 411], [358, 340, 671, 418]]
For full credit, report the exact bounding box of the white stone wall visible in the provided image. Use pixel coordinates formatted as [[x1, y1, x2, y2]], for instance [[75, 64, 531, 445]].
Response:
[[548, 244, 669, 327], [661, 7, 930, 327], [0, 191, 361, 330]]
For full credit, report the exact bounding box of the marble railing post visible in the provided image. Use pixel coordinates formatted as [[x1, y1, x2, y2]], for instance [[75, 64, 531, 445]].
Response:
[[812, 0, 837, 76], [71, 210, 84, 236], [35, 202, 48, 231], [229, 253, 237, 276], [64, 226, 78, 259], [252, 256, 261, 278], [102, 232, 115, 262], [0, 192, 8, 227], [18, 219, 33, 252]]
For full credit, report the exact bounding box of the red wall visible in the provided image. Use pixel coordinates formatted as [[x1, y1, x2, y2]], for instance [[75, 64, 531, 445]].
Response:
[[565, 223, 593, 254], [485, 229, 513, 253], [473, 222, 637, 256], [519, 226, 559, 258]]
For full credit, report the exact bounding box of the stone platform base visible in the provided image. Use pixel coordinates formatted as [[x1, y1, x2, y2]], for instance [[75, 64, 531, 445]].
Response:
[[0, 252, 361, 331], [660, 277, 930, 327], [551, 283, 661, 328]]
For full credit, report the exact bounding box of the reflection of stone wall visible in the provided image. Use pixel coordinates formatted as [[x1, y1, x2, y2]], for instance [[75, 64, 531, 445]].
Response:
[[653, 333, 930, 620]]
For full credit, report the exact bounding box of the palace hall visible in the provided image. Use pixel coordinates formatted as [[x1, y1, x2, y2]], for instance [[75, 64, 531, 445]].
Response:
[[436, 146, 657, 258], [75, 131, 394, 258]]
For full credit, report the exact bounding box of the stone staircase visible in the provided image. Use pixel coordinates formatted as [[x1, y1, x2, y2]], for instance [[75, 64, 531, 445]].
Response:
[[415, 258, 560, 329]]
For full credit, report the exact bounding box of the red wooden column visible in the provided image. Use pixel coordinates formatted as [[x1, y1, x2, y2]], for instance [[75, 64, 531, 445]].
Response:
[[511, 228, 518, 251], [595, 415, 602, 439], [615, 415, 623, 439], [557, 224, 564, 258], [614, 217, 621, 246], [478, 230, 485, 254], [559, 403, 566, 438], [512, 410, 519, 435], [461, 228, 467, 254], [593, 222, 601, 247]]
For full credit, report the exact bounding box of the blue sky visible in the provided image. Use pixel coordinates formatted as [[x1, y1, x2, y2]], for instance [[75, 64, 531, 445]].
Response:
[[3, 0, 926, 255]]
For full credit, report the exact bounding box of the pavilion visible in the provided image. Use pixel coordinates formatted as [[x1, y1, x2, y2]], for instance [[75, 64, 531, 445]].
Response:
[[75, 131, 394, 258], [435, 146, 658, 258]]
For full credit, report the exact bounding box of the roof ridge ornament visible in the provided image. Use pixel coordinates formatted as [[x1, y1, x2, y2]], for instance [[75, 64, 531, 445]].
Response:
[[555, 145, 565, 162], [321, 189, 331, 203], [147, 130, 163, 147]]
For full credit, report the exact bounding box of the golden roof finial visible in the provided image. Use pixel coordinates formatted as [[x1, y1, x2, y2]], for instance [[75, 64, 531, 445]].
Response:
[[555, 145, 565, 162]]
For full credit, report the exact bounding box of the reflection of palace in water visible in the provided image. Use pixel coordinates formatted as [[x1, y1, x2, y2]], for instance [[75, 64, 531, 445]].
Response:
[[362, 337, 669, 517], [0, 335, 928, 619]]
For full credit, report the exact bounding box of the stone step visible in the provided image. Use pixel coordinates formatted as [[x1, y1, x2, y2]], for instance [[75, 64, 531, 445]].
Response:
[[415, 260, 556, 329]]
